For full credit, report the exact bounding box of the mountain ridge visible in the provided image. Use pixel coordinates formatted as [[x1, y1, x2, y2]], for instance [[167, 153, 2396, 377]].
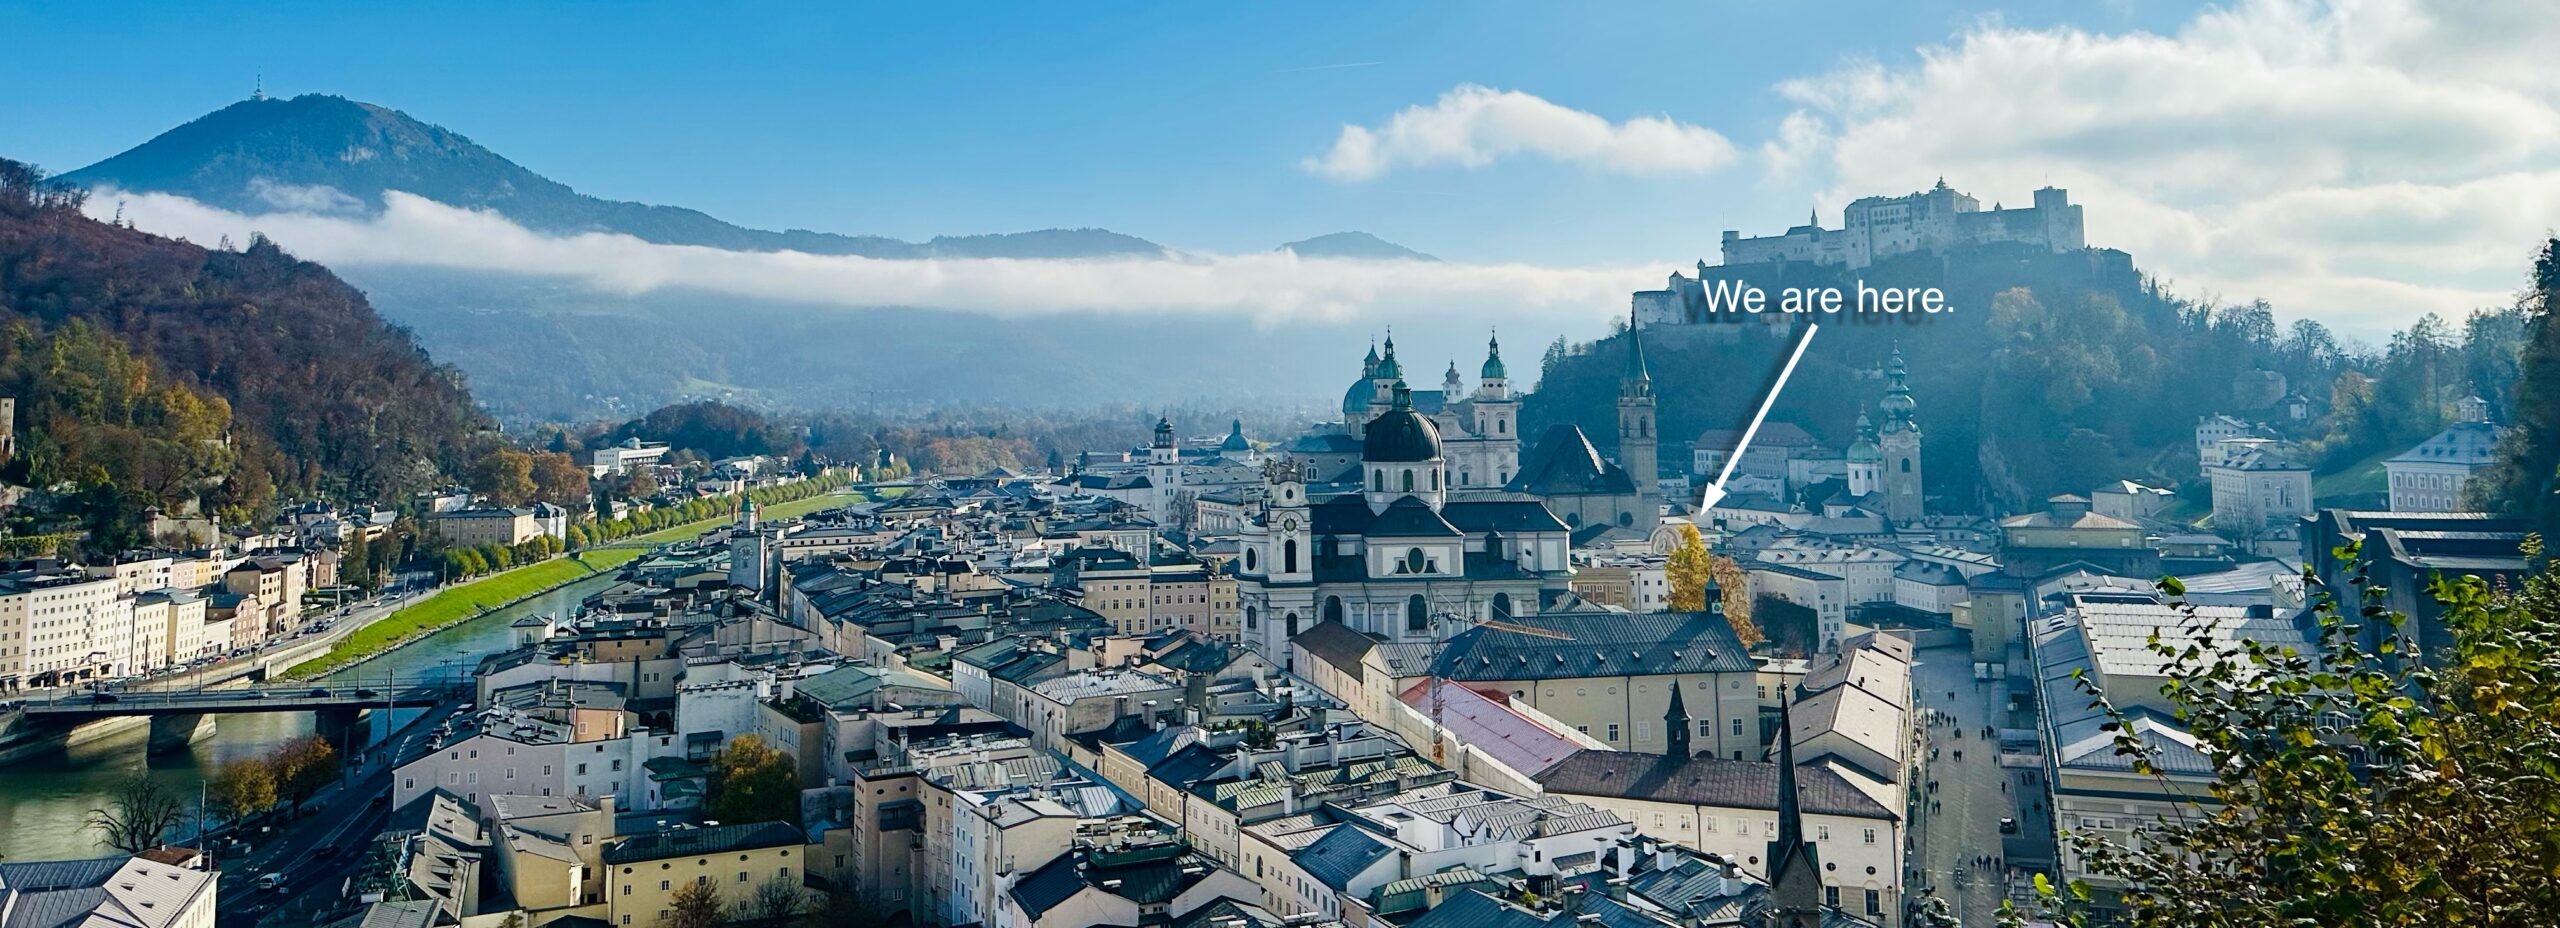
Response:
[[62, 94, 1171, 260]]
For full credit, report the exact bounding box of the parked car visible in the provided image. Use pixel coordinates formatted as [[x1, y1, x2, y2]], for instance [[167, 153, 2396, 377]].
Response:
[[309, 688, 332, 698], [1999, 817, 2020, 835]]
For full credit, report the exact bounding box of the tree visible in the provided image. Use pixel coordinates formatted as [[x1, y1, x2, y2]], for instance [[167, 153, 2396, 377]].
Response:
[[707, 734, 801, 827], [212, 756, 279, 818], [752, 874, 809, 922], [618, 467, 660, 500], [669, 879, 726, 928], [2473, 237, 2560, 540], [1667, 523, 1714, 612], [471, 448, 538, 507], [2015, 545, 2560, 927], [1664, 524, 1758, 645], [85, 775, 185, 853], [272, 736, 341, 807], [531, 450, 591, 507]]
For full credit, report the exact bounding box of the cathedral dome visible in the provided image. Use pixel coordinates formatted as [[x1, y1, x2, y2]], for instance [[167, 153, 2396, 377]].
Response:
[[1362, 382, 1442, 463], [1342, 378, 1374, 415]]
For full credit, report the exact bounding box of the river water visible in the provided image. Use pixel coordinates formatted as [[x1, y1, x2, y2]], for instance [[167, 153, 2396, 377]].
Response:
[[0, 573, 616, 862]]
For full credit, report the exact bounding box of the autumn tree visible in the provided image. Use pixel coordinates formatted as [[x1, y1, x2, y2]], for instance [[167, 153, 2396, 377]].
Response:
[[531, 450, 592, 507], [2013, 545, 2560, 927], [707, 734, 801, 827], [668, 879, 726, 928], [213, 756, 279, 818], [272, 735, 342, 807], [1666, 524, 1761, 645], [86, 775, 185, 853], [471, 448, 538, 507]]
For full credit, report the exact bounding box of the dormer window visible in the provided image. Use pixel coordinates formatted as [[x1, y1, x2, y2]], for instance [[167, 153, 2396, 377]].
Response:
[[1406, 548, 1427, 574]]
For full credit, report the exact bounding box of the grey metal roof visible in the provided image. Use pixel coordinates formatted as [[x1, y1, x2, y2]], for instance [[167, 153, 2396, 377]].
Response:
[[1433, 612, 1752, 681], [1293, 824, 1394, 891], [1534, 751, 1896, 820]]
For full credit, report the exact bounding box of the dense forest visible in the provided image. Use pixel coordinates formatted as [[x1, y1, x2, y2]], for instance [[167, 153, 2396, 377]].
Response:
[[1523, 242, 2533, 514], [0, 157, 489, 547]]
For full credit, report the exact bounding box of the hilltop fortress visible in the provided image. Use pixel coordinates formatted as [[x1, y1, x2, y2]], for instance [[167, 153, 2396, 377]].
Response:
[[1635, 181, 2093, 328]]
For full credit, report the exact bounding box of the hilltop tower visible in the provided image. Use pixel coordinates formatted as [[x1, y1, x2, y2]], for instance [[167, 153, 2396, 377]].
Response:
[[1878, 346, 1925, 524], [1618, 310, 1659, 499]]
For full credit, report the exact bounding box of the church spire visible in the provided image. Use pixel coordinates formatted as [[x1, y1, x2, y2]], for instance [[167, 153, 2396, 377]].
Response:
[[1766, 685, 1824, 924], [1663, 677, 1692, 760], [1622, 308, 1652, 398]]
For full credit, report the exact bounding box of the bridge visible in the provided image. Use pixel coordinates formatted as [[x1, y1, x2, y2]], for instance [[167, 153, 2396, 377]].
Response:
[[0, 673, 475, 762], [14, 681, 468, 723]]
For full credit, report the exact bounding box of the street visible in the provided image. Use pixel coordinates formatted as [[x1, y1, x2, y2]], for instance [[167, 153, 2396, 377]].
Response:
[[213, 697, 466, 928], [1909, 644, 2021, 926]]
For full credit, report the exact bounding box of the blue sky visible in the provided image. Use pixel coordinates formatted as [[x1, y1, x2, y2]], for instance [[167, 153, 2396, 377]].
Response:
[[0, 1, 2201, 263], [7, 0, 2553, 341]]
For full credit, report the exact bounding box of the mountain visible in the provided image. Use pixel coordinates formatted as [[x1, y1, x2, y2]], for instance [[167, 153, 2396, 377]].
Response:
[[0, 158, 489, 540], [1278, 231, 1436, 261], [62, 94, 1168, 259]]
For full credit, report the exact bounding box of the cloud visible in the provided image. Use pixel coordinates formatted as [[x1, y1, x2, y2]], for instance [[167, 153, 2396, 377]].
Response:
[[91, 187, 1651, 327], [1305, 84, 1739, 181], [246, 179, 364, 214], [1767, 0, 2560, 335]]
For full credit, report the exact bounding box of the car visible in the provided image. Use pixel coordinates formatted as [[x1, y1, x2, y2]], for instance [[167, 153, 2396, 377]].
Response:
[[243, 690, 268, 699], [353, 688, 379, 699], [1999, 817, 2020, 835], [92, 691, 120, 704], [256, 873, 285, 891], [310, 688, 332, 698]]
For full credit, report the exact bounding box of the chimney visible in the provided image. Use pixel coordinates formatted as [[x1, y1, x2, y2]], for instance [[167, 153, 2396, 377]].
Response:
[[1142, 699, 1160, 731]]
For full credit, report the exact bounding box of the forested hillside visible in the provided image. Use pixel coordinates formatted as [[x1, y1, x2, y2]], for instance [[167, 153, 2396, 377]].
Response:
[[1524, 242, 2531, 513], [0, 158, 488, 544]]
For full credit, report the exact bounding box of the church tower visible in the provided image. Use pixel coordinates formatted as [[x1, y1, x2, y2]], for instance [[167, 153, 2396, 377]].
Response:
[[1149, 414, 1183, 525], [1878, 346, 1925, 524], [1472, 332, 1519, 487], [1245, 457, 1315, 668], [1618, 310, 1659, 497], [1764, 689, 1826, 928]]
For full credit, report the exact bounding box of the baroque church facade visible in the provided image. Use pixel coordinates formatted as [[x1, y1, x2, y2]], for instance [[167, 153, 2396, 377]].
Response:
[[1237, 325, 1681, 669]]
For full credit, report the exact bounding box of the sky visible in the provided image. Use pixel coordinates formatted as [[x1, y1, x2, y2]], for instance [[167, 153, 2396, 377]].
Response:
[[4, 0, 2556, 340]]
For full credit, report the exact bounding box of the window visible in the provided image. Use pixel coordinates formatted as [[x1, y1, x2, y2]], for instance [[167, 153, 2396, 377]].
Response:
[[1866, 889, 1883, 915], [1606, 724, 1621, 742], [1405, 548, 1426, 574], [1636, 720, 1652, 741], [1863, 828, 1877, 845], [1827, 887, 1841, 908], [1407, 595, 1429, 632], [1818, 825, 1830, 841], [1698, 720, 1713, 736], [1283, 540, 1298, 574], [1732, 718, 1745, 736]]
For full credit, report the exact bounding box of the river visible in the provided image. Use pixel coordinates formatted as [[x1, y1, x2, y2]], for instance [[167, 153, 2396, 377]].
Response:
[[0, 572, 618, 862]]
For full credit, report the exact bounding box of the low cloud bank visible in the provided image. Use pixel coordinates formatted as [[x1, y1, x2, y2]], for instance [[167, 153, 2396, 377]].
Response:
[[92, 188, 1653, 327]]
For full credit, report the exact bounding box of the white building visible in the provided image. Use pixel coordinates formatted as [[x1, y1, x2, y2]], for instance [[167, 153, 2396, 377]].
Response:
[[1711, 181, 2084, 271], [2206, 445, 2314, 535], [2384, 397, 2504, 512], [0, 854, 218, 928]]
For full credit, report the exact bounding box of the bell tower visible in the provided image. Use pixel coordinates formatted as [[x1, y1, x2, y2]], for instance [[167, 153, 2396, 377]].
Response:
[[1618, 309, 1659, 497], [1878, 346, 1925, 524]]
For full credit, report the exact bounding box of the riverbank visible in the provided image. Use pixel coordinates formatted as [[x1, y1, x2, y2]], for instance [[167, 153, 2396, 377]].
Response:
[[281, 486, 869, 678]]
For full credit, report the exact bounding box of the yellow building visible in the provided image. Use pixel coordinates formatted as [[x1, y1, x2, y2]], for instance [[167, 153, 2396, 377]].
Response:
[[604, 821, 804, 926]]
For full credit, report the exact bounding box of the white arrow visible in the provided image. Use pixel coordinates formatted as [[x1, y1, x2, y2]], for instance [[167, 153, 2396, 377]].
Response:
[[1698, 322, 1819, 514]]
